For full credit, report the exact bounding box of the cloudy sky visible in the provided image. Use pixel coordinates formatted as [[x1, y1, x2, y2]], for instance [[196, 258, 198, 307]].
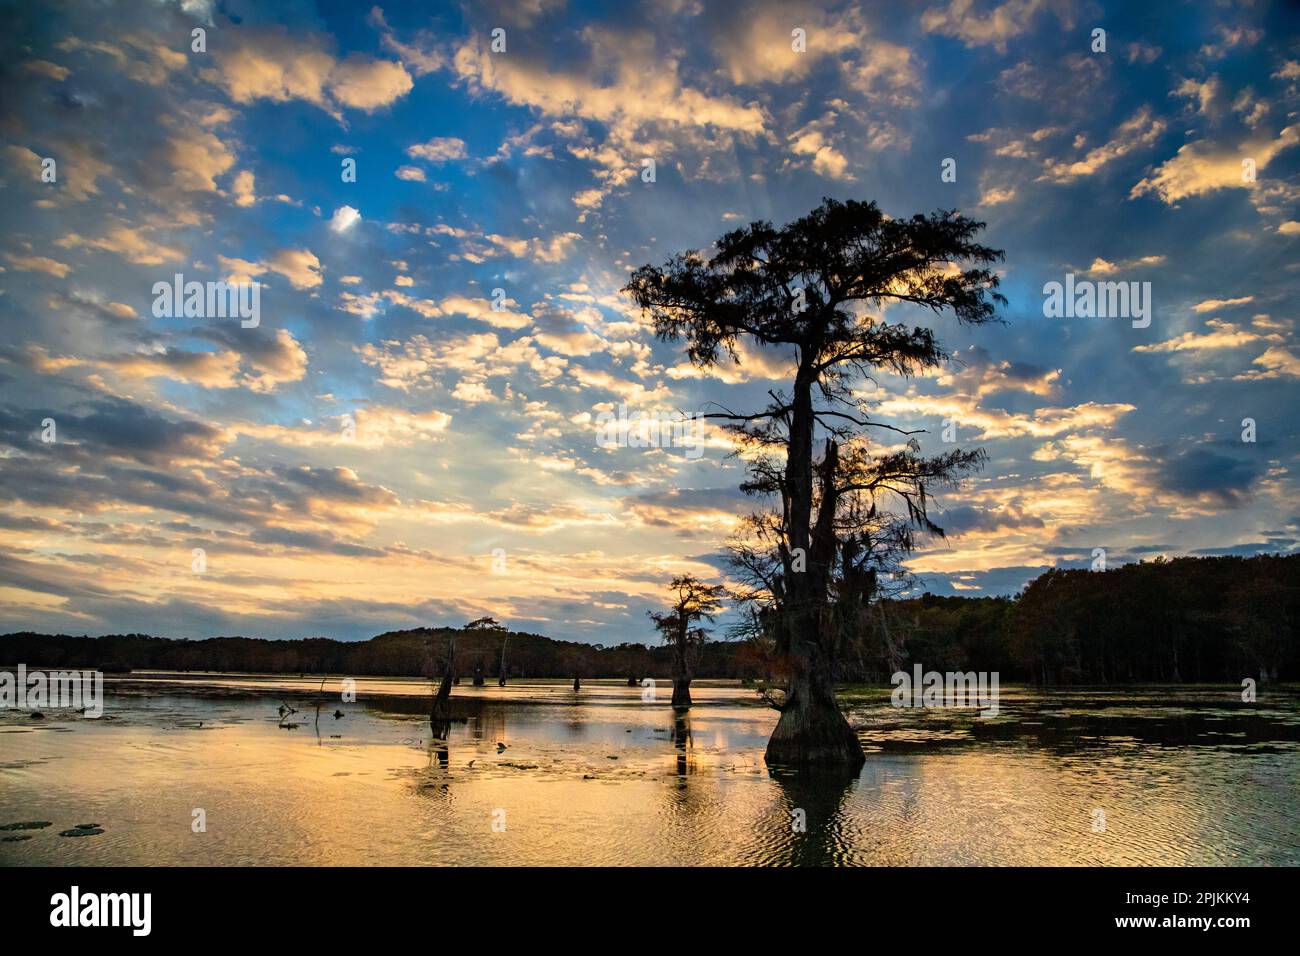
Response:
[[1, 0, 1298, 644]]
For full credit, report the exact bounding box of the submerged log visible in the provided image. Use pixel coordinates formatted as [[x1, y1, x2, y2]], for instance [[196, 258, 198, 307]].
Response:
[[430, 632, 457, 740]]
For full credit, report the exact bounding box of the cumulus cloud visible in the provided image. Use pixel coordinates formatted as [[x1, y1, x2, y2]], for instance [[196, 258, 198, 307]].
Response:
[[356, 330, 565, 393], [167, 128, 236, 192], [406, 137, 467, 162], [329, 205, 361, 233], [1236, 347, 1300, 380], [268, 249, 323, 289], [787, 120, 853, 179], [1041, 107, 1166, 183], [328, 55, 413, 111], [56, 225, 185, 265], [921, 0, 1051, 51], [1086, 255, 1166, 275], [451, 27, 766, 137], [236, 406, 451, 449], [204, 29, 412, 116], [1191, 296, 1254, 313], [1131, 125, 1300, 204], [428, 224, 580, 264], [438, 294, 532, 330], [1133, 319, 1263, 353], [4, 253, 71, 278], [231, 170, 257, 207]]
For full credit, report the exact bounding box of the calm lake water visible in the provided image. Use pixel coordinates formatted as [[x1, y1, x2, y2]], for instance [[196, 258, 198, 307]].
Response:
[[2, 676, 1298, 866]]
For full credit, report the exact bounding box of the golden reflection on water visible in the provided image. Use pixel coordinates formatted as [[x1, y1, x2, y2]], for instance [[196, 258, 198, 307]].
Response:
[[1, 679, 1297, 866]]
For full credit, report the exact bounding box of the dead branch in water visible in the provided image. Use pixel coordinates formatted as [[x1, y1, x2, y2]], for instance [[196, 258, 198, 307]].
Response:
[[430, 630, 457, 740]]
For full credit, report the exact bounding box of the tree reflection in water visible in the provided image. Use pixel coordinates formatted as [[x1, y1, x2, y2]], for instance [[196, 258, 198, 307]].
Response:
[[768, 767, 859, 866]]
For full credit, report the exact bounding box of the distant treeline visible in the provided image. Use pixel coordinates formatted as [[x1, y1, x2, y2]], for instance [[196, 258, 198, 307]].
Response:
[[0, 624, 751, 683], [884, 553, 1297, 684], [2, 555, 1295, 684]]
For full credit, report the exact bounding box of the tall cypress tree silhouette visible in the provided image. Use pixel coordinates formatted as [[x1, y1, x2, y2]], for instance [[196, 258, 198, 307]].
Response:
[[626, 198, 1005, 768]]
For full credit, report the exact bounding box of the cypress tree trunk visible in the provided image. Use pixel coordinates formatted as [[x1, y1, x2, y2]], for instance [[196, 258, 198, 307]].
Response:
[[763, 373, 863, 769], [764, 611, 863, 768], [671, 681, 692, 707], [671, 621, 692, 708]]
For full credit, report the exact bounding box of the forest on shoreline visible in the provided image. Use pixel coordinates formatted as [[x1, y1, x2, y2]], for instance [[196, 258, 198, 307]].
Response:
[[2, 554, 1296, 685]]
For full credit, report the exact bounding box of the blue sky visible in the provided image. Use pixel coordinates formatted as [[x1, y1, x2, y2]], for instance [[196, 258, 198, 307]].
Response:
[[1, 0, 1298, 643]]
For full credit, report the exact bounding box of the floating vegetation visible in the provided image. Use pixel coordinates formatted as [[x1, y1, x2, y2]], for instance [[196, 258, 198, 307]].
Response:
[[59, 824, 104, 837], [1, 821, 52, 831]]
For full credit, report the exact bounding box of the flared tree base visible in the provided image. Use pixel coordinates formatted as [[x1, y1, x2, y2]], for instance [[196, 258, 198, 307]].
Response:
[[764, 696, 865, 769], [671, 682, 692, 709]]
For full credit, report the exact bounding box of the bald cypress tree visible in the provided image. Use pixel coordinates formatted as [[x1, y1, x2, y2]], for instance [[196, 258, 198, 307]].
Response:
[[650, 575, 728, 708], [625, 198, 1004, 768]]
